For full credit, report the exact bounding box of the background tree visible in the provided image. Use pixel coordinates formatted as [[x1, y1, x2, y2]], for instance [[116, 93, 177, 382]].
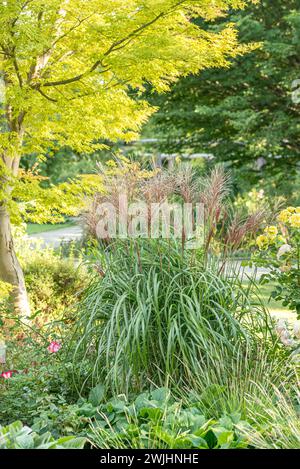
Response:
[[144, 0, 300, 193], [0, 0, 252, 316]]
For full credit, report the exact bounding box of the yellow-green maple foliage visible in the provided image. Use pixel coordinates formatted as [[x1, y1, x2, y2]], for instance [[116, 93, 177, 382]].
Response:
[[0, 0, 253, 220]]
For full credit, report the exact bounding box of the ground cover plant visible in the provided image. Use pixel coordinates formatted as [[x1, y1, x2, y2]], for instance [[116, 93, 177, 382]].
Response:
[[89, 388, 250, 449], [0, 421, 85, 449]]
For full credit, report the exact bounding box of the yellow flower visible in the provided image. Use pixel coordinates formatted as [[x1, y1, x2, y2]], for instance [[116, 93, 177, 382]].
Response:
[[278, 209, 291, 224], [106, 160, 117, 168], [264, 225, 278, 240], [296, 207, 300, 214], [289, 213, 300, 228], [256, 234, 269, 249], [287, 206, 296, 213]]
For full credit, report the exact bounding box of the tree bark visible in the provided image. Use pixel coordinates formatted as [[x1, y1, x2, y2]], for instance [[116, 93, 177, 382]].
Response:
[[1, 45, 30, 319], [0, 204, 31, 319]]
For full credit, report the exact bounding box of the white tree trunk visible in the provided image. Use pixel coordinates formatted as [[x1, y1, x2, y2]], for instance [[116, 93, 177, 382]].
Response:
[[0, 204, 31, 318]]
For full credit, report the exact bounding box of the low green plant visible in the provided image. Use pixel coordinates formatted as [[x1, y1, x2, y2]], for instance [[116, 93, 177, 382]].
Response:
[[31, 395, 99, 439], [0, 366, 74, 427], [90, 388, 249, 449], [91, 385, 300, 449], [0, 357, 103, 437], [0, 421, 85, 449]]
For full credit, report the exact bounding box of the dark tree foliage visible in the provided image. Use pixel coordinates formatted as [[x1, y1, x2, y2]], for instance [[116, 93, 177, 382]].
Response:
[[144, 0, 300, 188]]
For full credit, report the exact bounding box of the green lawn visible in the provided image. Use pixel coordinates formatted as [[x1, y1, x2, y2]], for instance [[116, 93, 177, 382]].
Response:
[[253, 281, 296, 323], [26, 221, 75, 235]]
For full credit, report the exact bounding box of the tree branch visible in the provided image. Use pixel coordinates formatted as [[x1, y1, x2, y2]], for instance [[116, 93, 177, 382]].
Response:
[[36, 87, 58, 102], [41, 0, 187, 88], [12, 54, 23, 88], [41, 61, 111, 87]]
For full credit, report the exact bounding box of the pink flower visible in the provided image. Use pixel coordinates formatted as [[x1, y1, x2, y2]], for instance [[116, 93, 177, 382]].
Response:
[[1, 371, 13, 379], [48, 341, 62, 354]]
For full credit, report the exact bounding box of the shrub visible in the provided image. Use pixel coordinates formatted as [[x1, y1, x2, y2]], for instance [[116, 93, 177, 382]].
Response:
[[23, 249, 88, 322], [0, 281, 12, 301], [0, 364, 76, 427], [12, 228, 88, 314], [253, 206, 300, 318], [1, 228, 89, 328], [0, 362, 101, 438]]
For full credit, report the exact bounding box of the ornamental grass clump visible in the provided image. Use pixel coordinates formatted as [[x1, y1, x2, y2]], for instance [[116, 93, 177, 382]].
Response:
[[70, 164, 281, 397], [71, 237, 279, 396]]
